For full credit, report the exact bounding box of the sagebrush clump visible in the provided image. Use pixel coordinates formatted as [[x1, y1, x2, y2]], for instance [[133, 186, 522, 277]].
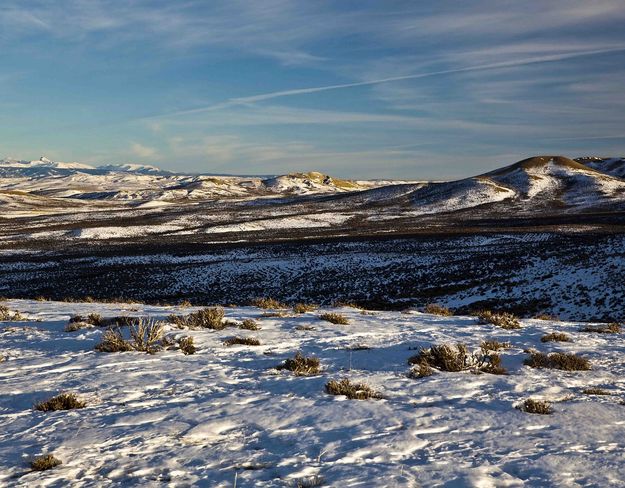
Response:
[[480, 340, 512, 351], [325, 378, 382, 400], [30, 454, 62, 471], [251, 297, 287, 309], [582, 387, 611, 395], [293, 303, 317, 314], [95, 319, 165, 353], [319, 313, 349, 325], [517, 398, 553, 414], [423, 303, 453, 316], [239, 318, 261, 330], [223, 336, 261, 346], [178, 336, 196, 355], [169, 307, 225, 329], [35, 392, 86, 412], [581, 323, 621, 334], [524, 351, 591, 371], [278, 352, 321, 376], [409, 343, 507, 375], [0, 305, 24, 321], [541, 332, 571, 342], [477, 310, 521, 330]]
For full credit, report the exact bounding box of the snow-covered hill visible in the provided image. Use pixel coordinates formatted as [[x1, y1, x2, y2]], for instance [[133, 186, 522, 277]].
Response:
[[1, 299, 623, 486]]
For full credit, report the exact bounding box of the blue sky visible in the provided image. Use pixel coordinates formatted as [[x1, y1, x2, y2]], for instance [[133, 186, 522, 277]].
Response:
[[1, 0, 625, 179]]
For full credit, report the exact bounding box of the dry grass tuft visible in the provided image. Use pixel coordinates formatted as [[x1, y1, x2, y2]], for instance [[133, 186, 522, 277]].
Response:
[[0, 305, 25, 321], [293, 303, 317, 314], [582, 387, 611, 395], [30, 454, 62, 471], [541, 332, 571, 342], [518, 398, 553, 414], [319, 313, 349, 325], [477, 310, 521, 330], [423, 303, 453, 316], [278, 352, 321, 376], [581, 323, 621, 334], [178, 336, 196, 355], [169, 307, 225, 329], [223, 336, 261, 346], [524, 351, 591, 371], [251, 297, 287, 309], [325, 378, 382, 400], [35, 392, 86, 412], [239, 318, 261, 330]]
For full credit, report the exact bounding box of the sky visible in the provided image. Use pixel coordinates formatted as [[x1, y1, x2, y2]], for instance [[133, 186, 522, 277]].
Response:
[[1, 1, 625, 179]]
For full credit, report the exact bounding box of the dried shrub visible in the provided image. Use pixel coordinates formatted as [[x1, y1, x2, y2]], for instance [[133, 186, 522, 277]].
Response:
[[223, 336, 261, 346], [0, 305, 25, 321], [95, 327, 133, 352], [480, 340, 512, 351], [239, 319, 261, 330], [179, 299, 192, 307], [169, 307, 225, 329], [423, 303, 453, 316], [293, 475, 325, 488], [30, 454, 62, 471], [517, 398, 553, 414], [582, 387, 611, 395], [111, 316, 141, 327], [130, 319, 164, 353], [477, 310, 521, 330], [541, 332, 571, 342], [261, 311, 287, 318], [319, 313, 349, 325], [581, 323, 621, 334], [277, 352, 321, 376], [408, 361, 433, 379], [251, 297, 287, 309], [293, 303, 317, 314], [64, 321, 90, 332], [524, 351, 591, 371], [409, 343, 507, 375], [534, 313, 559, 321], [178, 336, 196, 355], [325, 378, 382, 400], [35, 392, 86, 412]]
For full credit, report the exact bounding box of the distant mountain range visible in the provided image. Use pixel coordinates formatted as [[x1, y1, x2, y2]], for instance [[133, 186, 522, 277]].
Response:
[[0, 155, 623, 246]]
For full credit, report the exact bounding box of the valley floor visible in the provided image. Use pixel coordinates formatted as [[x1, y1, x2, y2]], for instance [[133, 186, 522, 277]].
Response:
[[1, 300, 623, 487]]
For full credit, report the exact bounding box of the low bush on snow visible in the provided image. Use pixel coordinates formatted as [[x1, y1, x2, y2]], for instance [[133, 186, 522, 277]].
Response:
[[423, 303, 453, 316], [524, 351, 591, 371], [169, 307, 225, 329], [277, 352, 321, 376], [480, 339, 512, 351], [541, 332, 571, 342], [319, 313, 349, 325], [581, 323, 621, 334], [292, 475, 325, 488], [477, 310, 521, 330], [238, 318, 261, 330], [35, 392, 86, 412], [251, 297, 287, 309], [178, 336, 196, 355], [95, 319, 165, 354], [582, 387, 611, 395], [65, 312, 104, 331], [325, 378, 382, 400], [293, 303, 317, 314], [517, 398, 553, 415], [0, 305, 25, 321], [30, 454, 62, 471], [408, 343, 507, 375], [223, 336, 261, 346]]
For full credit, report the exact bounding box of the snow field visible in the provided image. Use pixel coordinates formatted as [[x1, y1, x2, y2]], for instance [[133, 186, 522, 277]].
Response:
[[0, 300, 624, 487]]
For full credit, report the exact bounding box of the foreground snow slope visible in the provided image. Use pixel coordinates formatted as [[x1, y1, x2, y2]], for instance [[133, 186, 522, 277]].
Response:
[[1, 300, 623, 487]]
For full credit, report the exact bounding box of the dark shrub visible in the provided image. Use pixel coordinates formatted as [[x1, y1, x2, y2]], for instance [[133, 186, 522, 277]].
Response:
[[524, 351, 590, 371], [541, 332, 571, 342], [517, 398, 553, 414], [223, 336, 261, 346], [30, 454, 62, 471], [325, 378, 382, 400], [278, 352, 321, 376], [319, 313, 349, 325], [35, 392, 86, 412], [423, 304, 453, 316], [477, 310, 521, 330]]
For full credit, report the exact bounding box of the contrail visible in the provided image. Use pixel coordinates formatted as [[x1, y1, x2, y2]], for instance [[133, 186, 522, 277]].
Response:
[[143, 46, 625, 120]]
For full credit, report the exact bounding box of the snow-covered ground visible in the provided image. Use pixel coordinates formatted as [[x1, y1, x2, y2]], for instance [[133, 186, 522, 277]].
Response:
[[1, 300, 623, 486]]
